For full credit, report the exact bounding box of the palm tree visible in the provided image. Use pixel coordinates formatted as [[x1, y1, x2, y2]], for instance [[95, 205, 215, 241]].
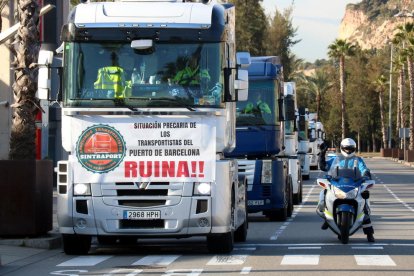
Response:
[[327, 39, 357, 140], [0, 0, 7, 32], [303, 69, 332, 122], [392, 53, 406, 148], [8, 0, 40, 159], [373, 75, 388, 149], [394, 22, 414, 150]]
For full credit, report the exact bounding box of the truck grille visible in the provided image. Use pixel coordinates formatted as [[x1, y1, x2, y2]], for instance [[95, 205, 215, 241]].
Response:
[[100, 182, 182, 208], [237, 160, 256, 184], [262, 185, 272, 197]]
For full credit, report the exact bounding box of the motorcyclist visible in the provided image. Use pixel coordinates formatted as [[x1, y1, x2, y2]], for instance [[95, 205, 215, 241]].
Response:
[[317, 138, 375, 242]]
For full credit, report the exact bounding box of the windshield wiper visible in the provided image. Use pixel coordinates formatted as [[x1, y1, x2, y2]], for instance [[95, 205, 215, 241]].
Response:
[[128, 97, 196, 111]]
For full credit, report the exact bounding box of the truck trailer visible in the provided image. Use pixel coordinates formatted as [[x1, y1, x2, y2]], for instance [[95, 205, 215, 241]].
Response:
[[38, 0, 250, 254]]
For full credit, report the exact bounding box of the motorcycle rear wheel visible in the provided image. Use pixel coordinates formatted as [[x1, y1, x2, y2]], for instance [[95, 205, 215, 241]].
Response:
[[338, 212, 353, 244]]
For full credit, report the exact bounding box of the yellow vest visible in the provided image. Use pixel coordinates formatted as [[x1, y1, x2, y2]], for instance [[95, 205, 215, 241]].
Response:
[[94, 66, 127, 98]]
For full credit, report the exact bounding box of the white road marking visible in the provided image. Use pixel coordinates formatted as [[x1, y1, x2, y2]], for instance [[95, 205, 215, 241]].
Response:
[[288, 247, 321, 250], [240, 266, 252, 274], [103, 268, 143, 276], [131, 255, 180, 266], [207, 255, 248, 265], [57, 256, 113, 267], [384, 184, 414, 212], [281, 255, 320, 265], [234, 247, 256, 251], [237, 242, 398, 247], [352, 246, 384, 250], [270, 185, 316, 240], [354, 255, 396, 266]]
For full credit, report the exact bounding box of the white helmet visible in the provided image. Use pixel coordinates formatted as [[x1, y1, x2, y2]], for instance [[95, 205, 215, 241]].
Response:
[[340, 138, 356, 157]]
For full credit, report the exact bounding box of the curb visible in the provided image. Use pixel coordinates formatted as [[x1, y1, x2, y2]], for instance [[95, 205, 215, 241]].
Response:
[[0, 232, 62, 250]]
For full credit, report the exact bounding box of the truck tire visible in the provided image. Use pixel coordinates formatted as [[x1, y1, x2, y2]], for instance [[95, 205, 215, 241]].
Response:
[[62, 234, 91, 255], [208, 187, 236, 253], [293, 170, 303, 205], [235, 192, 248, 242], [287, 178, 294, 217]]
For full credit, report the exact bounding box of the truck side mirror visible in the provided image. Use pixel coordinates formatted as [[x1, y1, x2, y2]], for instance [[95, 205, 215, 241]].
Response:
[[236, 52, 251, 68], [225, 52, 251, 102], [37, 49, 54, 100], [298, 116, 306, 131], [235, 69, 248, 101], [284, 97, 295, 121], [278, 98, 284, 121]]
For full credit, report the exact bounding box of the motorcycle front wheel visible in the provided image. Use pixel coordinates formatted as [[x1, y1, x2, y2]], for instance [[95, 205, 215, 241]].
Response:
[[338, 212, 353, 244]]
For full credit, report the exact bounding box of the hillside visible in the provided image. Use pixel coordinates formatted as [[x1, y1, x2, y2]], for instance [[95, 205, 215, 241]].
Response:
[[338, 0, 414, 49]]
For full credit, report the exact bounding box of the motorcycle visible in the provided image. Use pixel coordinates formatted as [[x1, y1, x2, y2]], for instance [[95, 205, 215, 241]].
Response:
[[316, 158, 375, 244]]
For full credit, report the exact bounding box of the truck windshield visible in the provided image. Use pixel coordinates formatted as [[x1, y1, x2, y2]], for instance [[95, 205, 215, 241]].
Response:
[[235, 81, 279, 126], [63, 42, 224, 108]]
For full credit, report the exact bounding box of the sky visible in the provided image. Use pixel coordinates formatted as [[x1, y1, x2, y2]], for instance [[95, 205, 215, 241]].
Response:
[[261, 0, 361, 62]]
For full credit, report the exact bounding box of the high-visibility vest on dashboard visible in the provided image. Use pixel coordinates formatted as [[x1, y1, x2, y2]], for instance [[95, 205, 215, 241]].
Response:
[[94, 66, 126, 98]]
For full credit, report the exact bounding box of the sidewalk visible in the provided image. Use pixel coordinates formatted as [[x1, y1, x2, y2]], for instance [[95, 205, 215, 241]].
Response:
[[0, 190, 61, 267]]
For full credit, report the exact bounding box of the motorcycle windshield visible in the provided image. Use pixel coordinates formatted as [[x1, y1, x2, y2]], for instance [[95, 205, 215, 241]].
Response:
[[327, 155, 363, 191]]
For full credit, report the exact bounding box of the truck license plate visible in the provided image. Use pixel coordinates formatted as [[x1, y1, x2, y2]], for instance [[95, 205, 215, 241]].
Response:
[[248, 200, 264, 206], [123, 210, 161, 220]]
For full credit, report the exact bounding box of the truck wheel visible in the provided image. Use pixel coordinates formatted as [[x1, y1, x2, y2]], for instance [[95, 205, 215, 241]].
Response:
[[287, 179, 294, 217], [62, 234, 91, 255], [208, 187, 236, 252], [235, 194, 248, 242], [293, 170, 303, 205]]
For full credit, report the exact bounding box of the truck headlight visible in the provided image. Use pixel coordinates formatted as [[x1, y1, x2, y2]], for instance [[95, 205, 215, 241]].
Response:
[[194, 182, 211, 195], [74, 183, 91, 196], [261, 160, 272, 184]]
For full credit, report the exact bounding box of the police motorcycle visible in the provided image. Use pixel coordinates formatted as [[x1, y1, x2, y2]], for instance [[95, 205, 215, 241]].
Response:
[[316, 156, 375, 244]]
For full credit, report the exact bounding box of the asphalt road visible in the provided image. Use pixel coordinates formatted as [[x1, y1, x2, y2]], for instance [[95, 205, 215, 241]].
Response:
[[2, 158, 414, 276]]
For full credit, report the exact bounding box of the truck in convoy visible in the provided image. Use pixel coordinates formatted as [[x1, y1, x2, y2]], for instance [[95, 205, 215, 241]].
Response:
[[308, 113, 325, 170], [297, 107, 310, 180], [283, 82, 302, 204], [225, 56, 294, 221], [38, 0, 250, 254]]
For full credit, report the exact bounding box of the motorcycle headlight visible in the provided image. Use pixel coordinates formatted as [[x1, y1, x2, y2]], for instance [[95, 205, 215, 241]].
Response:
[[345, 188, 358, 199], [332, 186, 346, 199], [332, 186, 358, 199]]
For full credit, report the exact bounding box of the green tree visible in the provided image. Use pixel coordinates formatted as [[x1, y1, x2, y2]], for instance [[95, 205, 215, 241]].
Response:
[[8, 0, 40, 159], [394, 22, 414, 150], [0, 0, 7, 32], [328, 39, 357, 140], [266, 6, 300, 80], [373, 75, 389, 149], [302, 69, 332, 122], [231, 0, 268, 56]]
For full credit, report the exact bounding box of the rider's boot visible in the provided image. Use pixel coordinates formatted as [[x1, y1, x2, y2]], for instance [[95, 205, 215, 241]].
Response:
[[321, 220, 329, 230], [367, 233, 375, 242]]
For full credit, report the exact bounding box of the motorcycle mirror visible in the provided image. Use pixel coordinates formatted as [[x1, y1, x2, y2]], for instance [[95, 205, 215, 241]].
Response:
[[317, 178, 329, 189], [365, 180, 375, 189]]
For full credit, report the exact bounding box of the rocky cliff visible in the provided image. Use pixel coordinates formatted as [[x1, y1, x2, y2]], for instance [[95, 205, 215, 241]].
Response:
[[338, 0, 414, 49]]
